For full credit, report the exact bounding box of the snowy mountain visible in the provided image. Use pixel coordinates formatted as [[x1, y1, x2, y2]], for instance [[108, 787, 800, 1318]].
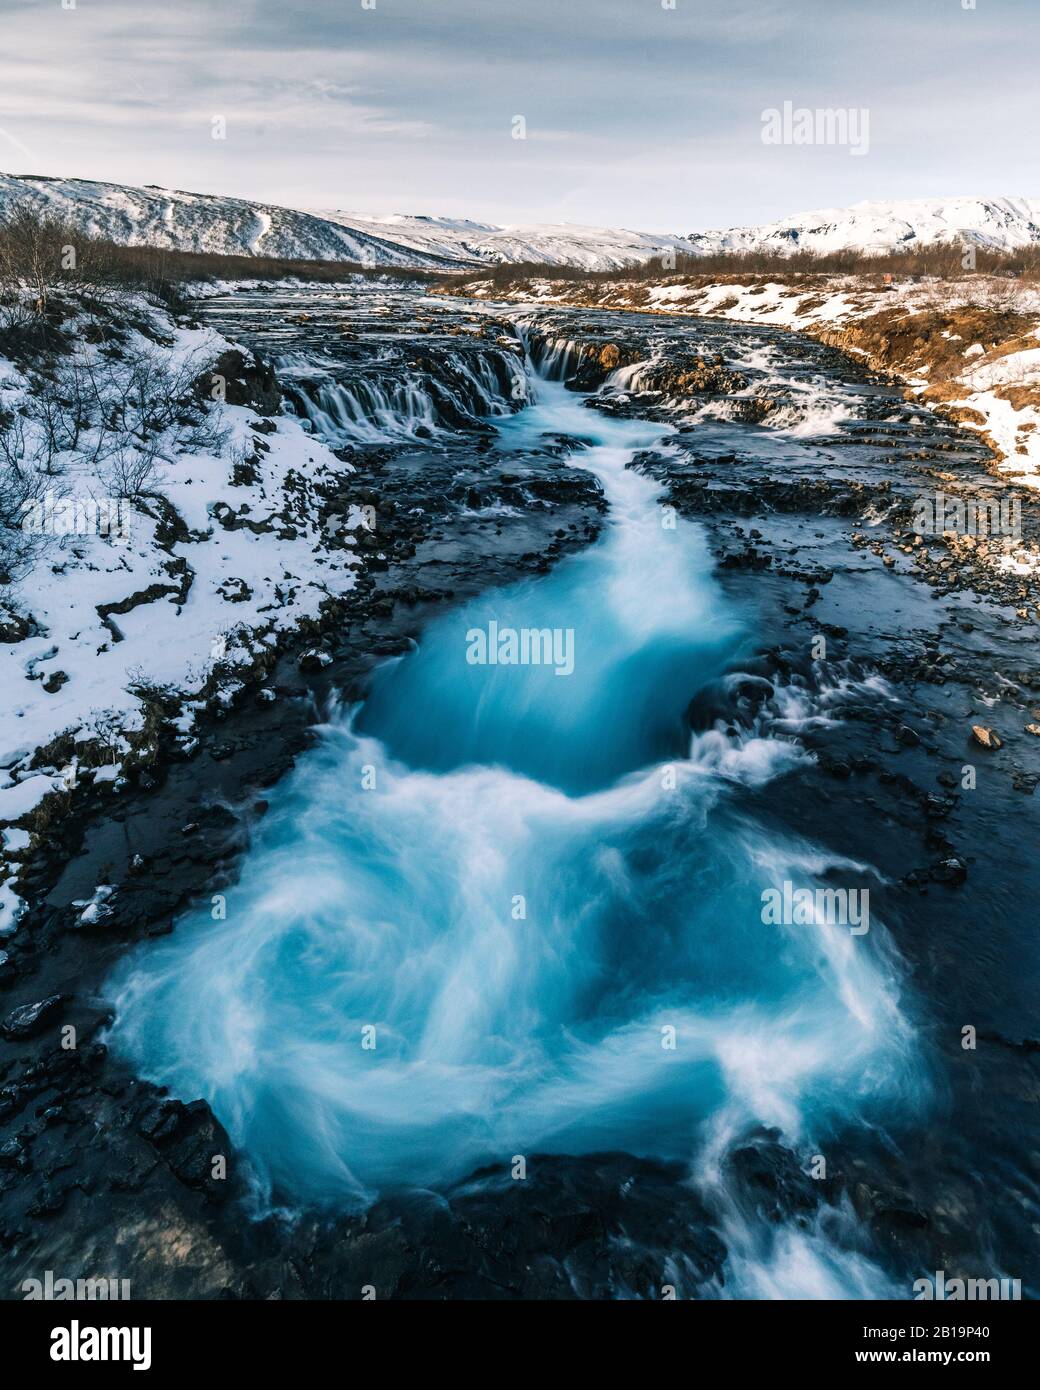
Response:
[[3, 174, 1040, 270], [684, 197, 1040, 258], [0, 172, 694, 271], [313, 210, 696, 270], [0, 173, 458, 269]]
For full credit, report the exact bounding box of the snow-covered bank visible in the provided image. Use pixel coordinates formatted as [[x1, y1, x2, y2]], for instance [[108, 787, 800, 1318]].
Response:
[[0, 291, 368, 933], [453, 273, 1040, 490]]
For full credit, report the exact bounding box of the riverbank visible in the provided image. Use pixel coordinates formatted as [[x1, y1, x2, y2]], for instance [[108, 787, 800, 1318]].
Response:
[[444, 270, 1040, 491], [0, 287, 375, 936]]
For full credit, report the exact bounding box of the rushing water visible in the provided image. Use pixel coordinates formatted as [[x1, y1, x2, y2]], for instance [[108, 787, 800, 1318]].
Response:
[[106, 324, 925, 1296]]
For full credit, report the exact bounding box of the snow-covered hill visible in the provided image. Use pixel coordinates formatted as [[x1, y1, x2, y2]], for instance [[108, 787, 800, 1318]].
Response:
[[0, 174, 458, 268], [0, 172, 692, 271], [684, 197, 1040, 258], [313, 210, 696, 270], [3, 175, 1040, 270], [0, 172, 698, 271]]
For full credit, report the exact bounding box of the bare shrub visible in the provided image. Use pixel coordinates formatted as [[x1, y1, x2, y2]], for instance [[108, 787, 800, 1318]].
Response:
[[3, 344, 229, 503], [0, 207, 440, 316], [0, 427, 57, 578]]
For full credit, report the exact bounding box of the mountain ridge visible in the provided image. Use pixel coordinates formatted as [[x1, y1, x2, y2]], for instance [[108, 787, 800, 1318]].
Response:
[[2, 174, 1040, 271], [684, 196, 1040, 258]]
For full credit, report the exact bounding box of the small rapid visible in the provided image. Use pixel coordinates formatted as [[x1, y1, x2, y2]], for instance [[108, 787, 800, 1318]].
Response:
[[105, 335, 924, 1297], [279, 339, 525, 444]]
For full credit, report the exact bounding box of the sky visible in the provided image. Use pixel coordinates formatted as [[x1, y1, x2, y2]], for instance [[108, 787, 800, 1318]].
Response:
[[1, 0, 1037, 233]]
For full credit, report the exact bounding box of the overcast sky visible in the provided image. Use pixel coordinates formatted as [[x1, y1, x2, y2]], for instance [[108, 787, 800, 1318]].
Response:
[[1, 0, 1037, 231]]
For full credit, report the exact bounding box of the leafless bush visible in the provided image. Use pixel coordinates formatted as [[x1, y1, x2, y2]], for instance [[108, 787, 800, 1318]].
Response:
[[0, 448, 50, 530], [5, 345, 228, 501], [99, 438, 166, 501], [0, 207, 440, 316], [85, 708, 127, 765], [0, 430, 57, 578]]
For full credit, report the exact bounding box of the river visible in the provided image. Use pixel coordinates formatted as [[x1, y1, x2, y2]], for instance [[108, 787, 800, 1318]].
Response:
[[99, 284, 1040, 1300]]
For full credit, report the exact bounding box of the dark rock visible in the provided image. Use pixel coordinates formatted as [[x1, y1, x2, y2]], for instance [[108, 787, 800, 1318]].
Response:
[[27, 1182, 69, 1217], [722, 1130, 822, 1224], [137, 1098, 233, 1202], [930, 857, 968, 884], [0, 1138, 30, 1172], [1, 994, 68, 1041], [299, 649, 333, 673], [198, 349, 281, 415]]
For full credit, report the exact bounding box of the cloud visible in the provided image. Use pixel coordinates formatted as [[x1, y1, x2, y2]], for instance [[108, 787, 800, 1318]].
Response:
[[3, 0, 1037, 229]]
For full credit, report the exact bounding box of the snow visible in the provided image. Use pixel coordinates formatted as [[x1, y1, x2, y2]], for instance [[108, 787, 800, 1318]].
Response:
[[0, 172, 699, 271], [960, 343, 1040, 391], [0, 880, 23, 935], [1, 290, 367, 927], [0, 775, 60, 822], [71, 884, 115, 927]]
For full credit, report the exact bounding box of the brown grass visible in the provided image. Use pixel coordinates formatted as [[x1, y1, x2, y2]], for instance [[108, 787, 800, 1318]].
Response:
[[816, 303, 1037, 402]]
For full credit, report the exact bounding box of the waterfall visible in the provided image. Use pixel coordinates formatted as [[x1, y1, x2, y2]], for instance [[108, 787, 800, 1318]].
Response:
[[281, 343, 530, 445]]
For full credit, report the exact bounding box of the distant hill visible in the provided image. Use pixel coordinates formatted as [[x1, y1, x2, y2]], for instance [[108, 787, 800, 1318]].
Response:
[[3, 175, 1039, 271]]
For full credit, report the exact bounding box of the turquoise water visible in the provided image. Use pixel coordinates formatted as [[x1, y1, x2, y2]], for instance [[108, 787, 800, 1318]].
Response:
[[106, 376, 920, 1292]]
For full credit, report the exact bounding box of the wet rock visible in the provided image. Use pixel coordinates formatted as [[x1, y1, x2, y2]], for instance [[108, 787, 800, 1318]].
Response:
[[0, 1138, 30, 1172], [930, 857, 968, 884], [299, 649, 333, 673], [107, 1142, 159, 1194], [722, 1129, 822, 1225], [852, 1176, 931, 1254], [1, 994, 68, 1042], [685, 674, 775, 732], [27, 1182, 70, 1217], [639, 354, 748, 397], [357, 1152, 726, 1299], [137, 1097, 233, 1202], [971, 725, 1002, 749]]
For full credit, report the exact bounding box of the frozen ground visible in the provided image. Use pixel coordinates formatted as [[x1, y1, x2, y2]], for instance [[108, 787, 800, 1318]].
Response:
[[0, 291, 367, 932]]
